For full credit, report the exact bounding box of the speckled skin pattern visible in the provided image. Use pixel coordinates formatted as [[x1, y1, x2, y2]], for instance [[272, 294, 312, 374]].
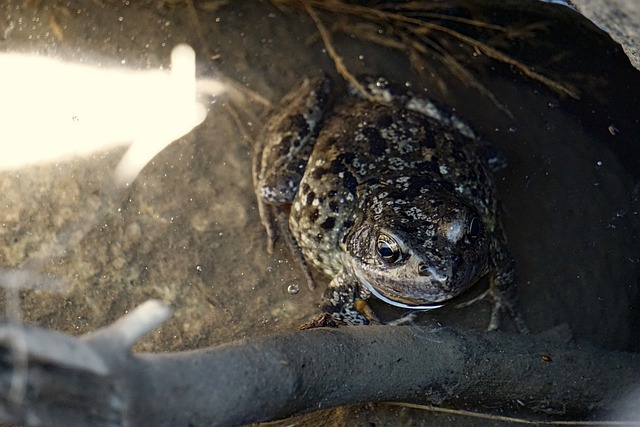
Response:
[[254, 74, 526, 331]]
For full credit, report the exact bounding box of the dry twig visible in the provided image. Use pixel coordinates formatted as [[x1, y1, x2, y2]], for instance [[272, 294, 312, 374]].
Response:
[[277, 0, 579, 108]]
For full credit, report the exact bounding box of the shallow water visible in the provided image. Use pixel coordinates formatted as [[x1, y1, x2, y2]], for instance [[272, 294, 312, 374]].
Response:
[[0, 0, 639, 424]]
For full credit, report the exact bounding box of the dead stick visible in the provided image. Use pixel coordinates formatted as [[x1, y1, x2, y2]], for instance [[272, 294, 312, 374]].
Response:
[[0, 301, 638, 426]]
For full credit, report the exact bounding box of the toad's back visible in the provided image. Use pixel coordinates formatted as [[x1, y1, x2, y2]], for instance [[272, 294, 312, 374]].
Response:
[[290, 97, 500, 277]]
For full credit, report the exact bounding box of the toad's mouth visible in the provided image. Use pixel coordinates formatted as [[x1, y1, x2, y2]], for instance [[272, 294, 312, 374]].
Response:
[[353, 269, 490, 311], [353, 270, 446, 310]]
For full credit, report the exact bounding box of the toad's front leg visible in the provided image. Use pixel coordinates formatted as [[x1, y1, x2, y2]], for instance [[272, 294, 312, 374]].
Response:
[[488, 241, 529, 333], [316, 269, 379, 326], [253, 73, 332, 251], [302, 269, 418, 328], [252, 74, 331, 288]]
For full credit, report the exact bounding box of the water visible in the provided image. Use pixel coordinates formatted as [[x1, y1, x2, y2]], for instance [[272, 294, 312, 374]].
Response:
[[0, 0, 638, 425]]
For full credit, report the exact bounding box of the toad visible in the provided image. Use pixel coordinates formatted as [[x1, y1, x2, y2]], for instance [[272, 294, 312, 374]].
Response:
[[253, 74, 527, 332]]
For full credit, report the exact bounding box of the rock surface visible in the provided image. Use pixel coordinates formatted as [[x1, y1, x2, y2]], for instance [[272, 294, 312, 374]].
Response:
[[572, 0, 639, 70]]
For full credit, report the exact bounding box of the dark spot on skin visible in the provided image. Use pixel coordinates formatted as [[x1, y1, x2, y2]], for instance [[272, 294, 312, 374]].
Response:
[[418, 135, 436, 149], [308, 209, 319, 223], [441, 180, 455, 193], [361, 127, 386, 156], [305, 191, 316, 205], [329, 201, 340, 213], [283, 114, 309, 142], [315, 232, 324, 242], [301, 183, 310, 193], [328, 190, 337, 198], [330, 153, 355, 174], [325, 136, 338, 147], [312, 167, 328, 180], [452, 149, 466, 162], [277, 135, 293, 153], [450, 254, 461, 268], [342, 171, 358, 196], [417, 160, 438, 174], [342, 219, 354, 229], [402, 175, 433, 199], [376, 114, 393, 128], [320, 217, 336, 231], [404, 179, 423, 199], [411, 175, 433, 189]]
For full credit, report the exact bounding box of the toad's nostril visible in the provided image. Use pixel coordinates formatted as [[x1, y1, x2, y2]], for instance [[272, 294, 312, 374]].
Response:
[[418, 262, 449, 281], [418, 263, 431, 276]]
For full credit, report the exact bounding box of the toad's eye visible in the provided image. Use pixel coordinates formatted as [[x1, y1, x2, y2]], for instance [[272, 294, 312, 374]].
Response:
[[376, 234, 401, 264], [468, 217, 482, 239]]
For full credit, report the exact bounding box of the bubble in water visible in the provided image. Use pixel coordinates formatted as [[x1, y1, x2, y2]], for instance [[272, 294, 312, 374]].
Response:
[[287, 284, 299, 295]]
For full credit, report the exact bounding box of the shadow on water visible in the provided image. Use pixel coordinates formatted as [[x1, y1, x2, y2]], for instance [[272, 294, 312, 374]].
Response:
[[0, 0, 639, 424]]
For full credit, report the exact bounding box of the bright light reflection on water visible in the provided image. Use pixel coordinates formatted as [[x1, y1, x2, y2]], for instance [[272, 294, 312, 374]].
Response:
[[0, 44, 222, 185]]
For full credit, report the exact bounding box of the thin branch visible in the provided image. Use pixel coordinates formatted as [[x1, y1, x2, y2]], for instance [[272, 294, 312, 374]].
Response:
[[400, 24, 515, 117], [302, 1, 375, 101], [390, 403, 639, 426], [288, 0, 580, 100]]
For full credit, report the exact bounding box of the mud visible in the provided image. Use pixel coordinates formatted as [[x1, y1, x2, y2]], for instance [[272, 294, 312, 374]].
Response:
[[0, 0, 638, 425]]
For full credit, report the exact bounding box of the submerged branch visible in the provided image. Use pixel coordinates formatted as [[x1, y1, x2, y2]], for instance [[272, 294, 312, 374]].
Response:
[[0, 301, 638, 426]]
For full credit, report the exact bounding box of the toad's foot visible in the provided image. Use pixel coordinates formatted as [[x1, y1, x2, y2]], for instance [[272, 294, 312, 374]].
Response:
[[385, 312, 417, 326], [302, 304, 415, 329], [451, 284, 528, 333], [299, 313, 339, 329], [488, 295, 529, 334], [256, 200, 279, 254], [258, 205, 316, 290]]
